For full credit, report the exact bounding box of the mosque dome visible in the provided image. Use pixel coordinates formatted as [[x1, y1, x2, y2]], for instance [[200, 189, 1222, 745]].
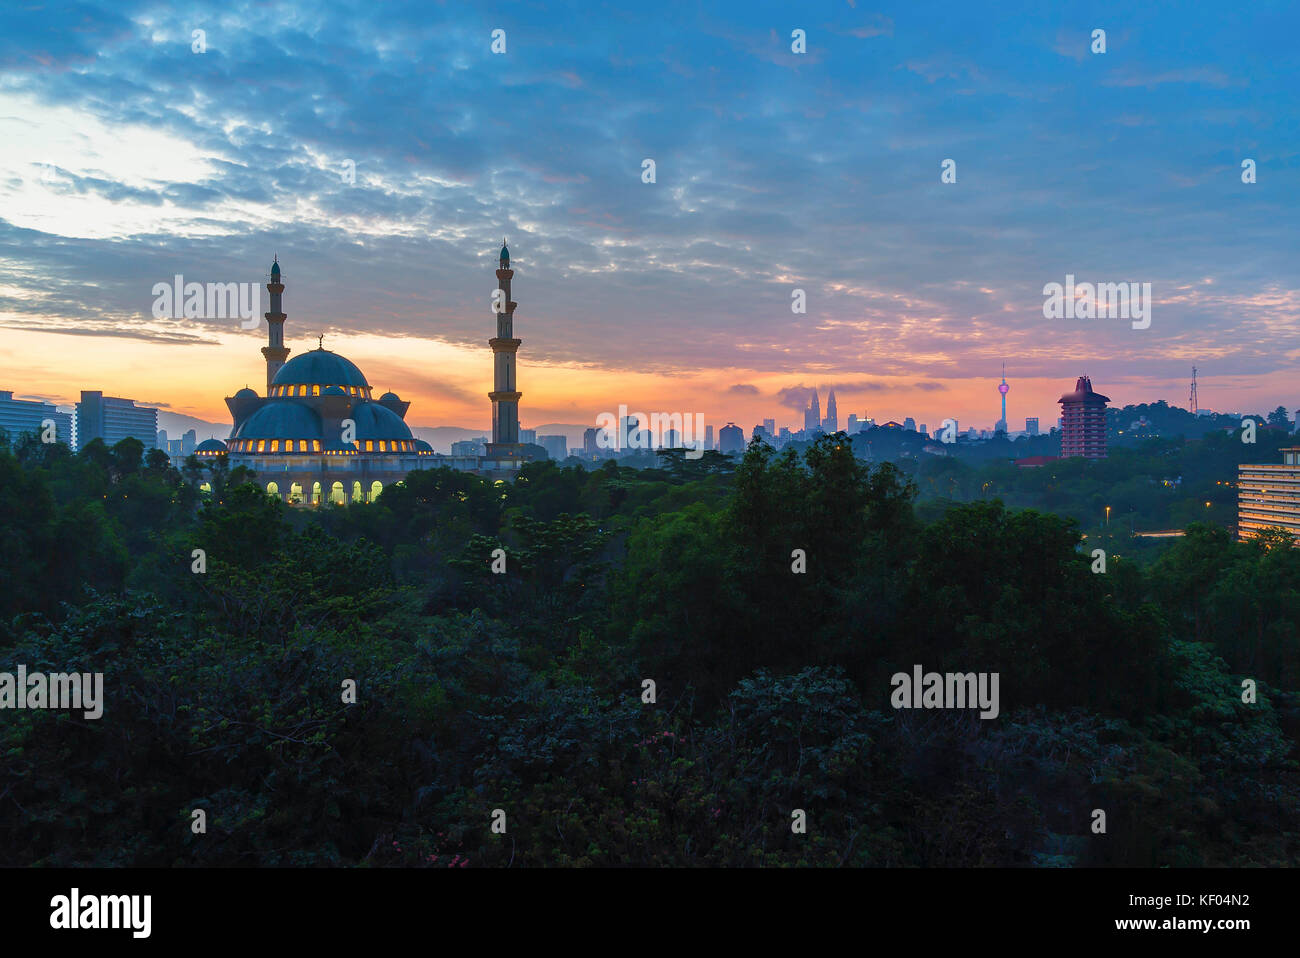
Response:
[[379, 391, 400, 401], [195, 439, 228, 454], [272, 349, 370, 388], [234, 401, 323, 440], [234, 387, 258, 400], [350, 400, 414, 440]]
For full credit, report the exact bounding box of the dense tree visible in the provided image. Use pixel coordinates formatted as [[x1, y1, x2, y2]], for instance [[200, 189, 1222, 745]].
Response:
[[1, 436, 1298, 867]]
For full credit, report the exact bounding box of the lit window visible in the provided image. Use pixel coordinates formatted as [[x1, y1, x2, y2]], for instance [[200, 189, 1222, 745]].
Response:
[[257, 440, 265, 453], [312, 440, 321, 452], [365, 440, 373, 452], [311, 385, 320, 396], [270, 440, 279, 452]]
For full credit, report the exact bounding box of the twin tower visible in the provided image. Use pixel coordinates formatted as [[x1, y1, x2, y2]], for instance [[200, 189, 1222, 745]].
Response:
[[257, 243, 525, 456]]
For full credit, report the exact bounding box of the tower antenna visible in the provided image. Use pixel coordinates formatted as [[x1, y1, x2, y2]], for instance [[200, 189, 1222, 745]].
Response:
[[1190, 366, 1199, 414]]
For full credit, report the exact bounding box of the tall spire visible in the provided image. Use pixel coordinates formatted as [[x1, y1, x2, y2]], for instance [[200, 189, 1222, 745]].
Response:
[[261, 255, 289, 393], [997, 363, 1010, 433], [487, 238, 522, 454]]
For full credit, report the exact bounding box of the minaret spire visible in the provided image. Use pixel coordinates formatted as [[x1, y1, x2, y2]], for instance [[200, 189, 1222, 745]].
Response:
[[262, 256, 290, 393], [997, 362, 1010, 434], [486, 238, 522, 456]]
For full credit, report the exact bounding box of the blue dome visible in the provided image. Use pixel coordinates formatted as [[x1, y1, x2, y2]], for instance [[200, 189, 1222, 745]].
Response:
[[350, 400, 413, 441], [195, 439, 227, 453], [233, 401, 323, 440], [379, 391, 400, 401], [272, 349, 370, 388], [233, 387, 258, 400], [270, 260, 280, 276]]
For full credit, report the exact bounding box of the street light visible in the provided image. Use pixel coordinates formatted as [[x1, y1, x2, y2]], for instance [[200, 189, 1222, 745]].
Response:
[[1105, 505, 1111, 527]]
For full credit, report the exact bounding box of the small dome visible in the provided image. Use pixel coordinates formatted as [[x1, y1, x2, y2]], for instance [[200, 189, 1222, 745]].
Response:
[[322, 385, 347, 397], [272, 349, 370, 388], [500, 242, 509, 264], [414, 439, 433, 453], [234, 387, 258, 400], [271, 258, 280, 276], [233, 401, 323, 440], [379, 391, 400, 401], [350, 400, 414, 441], [195, 439, 227, 453]]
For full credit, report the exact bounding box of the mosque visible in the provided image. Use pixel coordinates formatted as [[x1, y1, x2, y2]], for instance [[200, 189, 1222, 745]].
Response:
[[194, 243, 539, 504]]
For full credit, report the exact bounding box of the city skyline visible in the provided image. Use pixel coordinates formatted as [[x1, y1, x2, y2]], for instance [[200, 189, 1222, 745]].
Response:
[[1, 2, 1296, 433]]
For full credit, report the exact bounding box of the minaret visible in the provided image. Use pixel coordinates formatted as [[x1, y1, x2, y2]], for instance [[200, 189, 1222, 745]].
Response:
[[487, 240, 522, 451], [261, 256, 290, 393], [997, 363, 1009, 433]]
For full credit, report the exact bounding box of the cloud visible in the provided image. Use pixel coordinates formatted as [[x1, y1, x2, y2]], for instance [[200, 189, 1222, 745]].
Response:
[[776, 384, 817, 410], [727, 383, 759, 395]]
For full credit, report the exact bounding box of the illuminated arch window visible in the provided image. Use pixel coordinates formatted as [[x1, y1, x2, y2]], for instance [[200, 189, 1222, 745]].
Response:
[[370, 480, 383, 502], [289, 481, 303, 503], [312, 481, 322, 504], [267, 481, 279, 497], [312, 440, 321, 452], [311, 385, 320, 396], [364, 440, 373, 452], [330, 481, 346, 505], [256, 440, 266, 453], [352, 481, 362, 502], [270, 440, 279, 452]]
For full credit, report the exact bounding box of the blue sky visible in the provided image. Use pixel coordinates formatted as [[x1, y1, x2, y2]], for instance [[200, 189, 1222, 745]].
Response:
[[0, 0, 1296, 429]]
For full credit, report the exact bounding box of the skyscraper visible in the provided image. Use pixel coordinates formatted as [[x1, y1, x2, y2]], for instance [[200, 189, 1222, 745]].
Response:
[[718, 422, 745, 455], [823, 390, 838, 432], [1058, 376, 1109, 458], [75, 391, 158, 451], [903, 417, 916, 432], [763, 418, 776, 437], [0, 391, 73, 447], [1238, 447, 1300, 541], [1025, 417, 1039, 436], [804, 390, 821, 433]]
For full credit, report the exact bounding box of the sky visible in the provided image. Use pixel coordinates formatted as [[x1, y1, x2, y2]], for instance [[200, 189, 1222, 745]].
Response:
[[0, 0, 1296, 435]]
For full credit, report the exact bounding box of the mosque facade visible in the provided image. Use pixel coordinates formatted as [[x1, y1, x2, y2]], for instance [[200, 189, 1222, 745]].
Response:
[[199, 244, 537, 505]]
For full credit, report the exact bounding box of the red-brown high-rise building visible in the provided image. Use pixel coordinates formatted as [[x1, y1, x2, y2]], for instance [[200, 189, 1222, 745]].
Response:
[[1058, 376, 1109, 458]]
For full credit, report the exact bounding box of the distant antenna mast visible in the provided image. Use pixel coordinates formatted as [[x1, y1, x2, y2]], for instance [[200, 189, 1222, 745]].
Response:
[[1189, 366, 1199, 414]]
